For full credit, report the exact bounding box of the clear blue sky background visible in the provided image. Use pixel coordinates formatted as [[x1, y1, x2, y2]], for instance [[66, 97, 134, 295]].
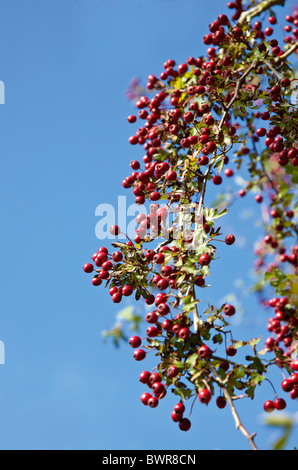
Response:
[[0, 0, 297, 450]]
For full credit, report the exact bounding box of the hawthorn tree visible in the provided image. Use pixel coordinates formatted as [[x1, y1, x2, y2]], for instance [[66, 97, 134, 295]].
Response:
[[84, 0, 298, 450]]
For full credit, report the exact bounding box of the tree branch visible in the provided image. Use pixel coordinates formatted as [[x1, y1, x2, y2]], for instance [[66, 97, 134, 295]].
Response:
[[210, 365, 259, 450], [238, 0, 286, 26], [197, 59, 259, 217], [277, 41, 298, 61]]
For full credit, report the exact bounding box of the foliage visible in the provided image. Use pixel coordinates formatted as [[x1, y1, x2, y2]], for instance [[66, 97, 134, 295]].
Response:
[[84, 0, 298, 450]]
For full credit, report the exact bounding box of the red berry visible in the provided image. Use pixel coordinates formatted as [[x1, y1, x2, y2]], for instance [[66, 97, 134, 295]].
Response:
[[153, 252, 165, 264], [146, 311, 158, 323], [220, 361, 229, 372], [162, 319, 173, 331], [157, 302, 170, 315], [231, 27, 243, 38], [216, 396, 226, 409], [223, 304, 236, 316], [109, 225, 120, 235], [171, 410, 182, 422], [290, 359, 298, 371], [174, 402, 185, 414], [198, 388, 211, 404], [149, 372, 162, 385], [151, 381, 165, 396], [129, 135, 139, 145], [274, 398, 286, 410], [268, 16, 277, 25], [94, 252, 108, 267], [212, 175, 222, 185], [140, 392, 151, 405], [139, 371, 151, 384], [166, 170, 177, 182], [281, 379, 293, 392], [224, 168, 234, 177], [129, 336, 141, 348], [133, 349, 146, 361], [122, 285, 133, 296], [256, 127, 266, 137], [178, 418, 191, 431], [157, 278, 169, 291], [183, 111, 194, 123], [199, 253, 211, 266], [225, 234, 235, 245], [264, 400, 275, 413], [130, 160, 140, 170], [178, 327, 190, 340], [290, 373, 298, 385], [112, 251, 123, 262], [146, 326, 160, 337], [83, 263, 93, 273], [265, 337, 276, 350], [109, 286, 118, 296], [167, 365, 179, 378], [92, 276, 102, 286], [198, 344, 212, 359], [194, 275, 205, 287], [102, 260, 113, 271], [226, 345, 237, 356], [148, 396, 159, 408], [264, 27, 273, 36], [112, 292, 122, 303]]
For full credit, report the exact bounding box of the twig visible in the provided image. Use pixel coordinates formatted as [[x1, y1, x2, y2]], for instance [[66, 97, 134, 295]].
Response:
[[197, 59, 259, 218], [238, 0, 286, 26], [210, 365, 259, 450], [276, 41, 298, 61]]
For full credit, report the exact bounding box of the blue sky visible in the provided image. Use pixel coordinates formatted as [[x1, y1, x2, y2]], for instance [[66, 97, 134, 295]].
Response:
[[0, 0, 297, 450]]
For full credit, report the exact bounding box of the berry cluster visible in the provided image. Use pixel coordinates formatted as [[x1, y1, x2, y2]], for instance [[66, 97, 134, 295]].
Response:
[[84, 0, 298, 448]]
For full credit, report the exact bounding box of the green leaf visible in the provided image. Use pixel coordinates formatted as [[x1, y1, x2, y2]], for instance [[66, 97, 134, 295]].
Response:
[[250, 370, 265, 386], [185, 353, 199, 369], [172, 383, 192, 401], [212, 333, 223, 344], [182, 300, 199, 313]]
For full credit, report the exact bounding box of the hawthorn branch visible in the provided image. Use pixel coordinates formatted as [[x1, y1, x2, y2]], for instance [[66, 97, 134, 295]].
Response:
[[190, 285, 200, 333], [197, 59, 259, 217], [238, 0, 286, 26], [275, 41, 298, 62], [210, 365, 259, 451]]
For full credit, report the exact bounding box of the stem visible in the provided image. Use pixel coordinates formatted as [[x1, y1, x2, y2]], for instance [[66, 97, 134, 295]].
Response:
[[190, 285, 201, 333], [276, 41, 298, 61], [197, 59, 259, 216], [210, 365, 259, 450], [238, 0, 286, 26]]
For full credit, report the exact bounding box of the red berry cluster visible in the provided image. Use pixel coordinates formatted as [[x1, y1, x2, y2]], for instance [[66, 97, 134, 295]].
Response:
[[263, 295, 298, 407], [127, 307, 235, 431], [84, 0, 298, 446]]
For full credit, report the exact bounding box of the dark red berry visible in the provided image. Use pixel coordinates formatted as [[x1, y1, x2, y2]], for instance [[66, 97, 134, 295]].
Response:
[[223, 304, 236, 316], [133, 349, 146, 361], [198, 388, 211, 404], [264, 400, 275, 413], [216, 396, 227, 409], [274, 398, 286, 410], [199, 253, 211, 266], [129, 336, 141, 348], [178, 418, 191, 431], [83, 263, 93, 273], [225, 234, 235, 245]]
